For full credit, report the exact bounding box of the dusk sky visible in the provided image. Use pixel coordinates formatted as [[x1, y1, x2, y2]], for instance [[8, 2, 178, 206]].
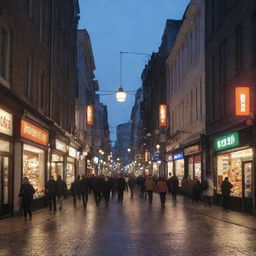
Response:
[[78, 0, 189, 144]]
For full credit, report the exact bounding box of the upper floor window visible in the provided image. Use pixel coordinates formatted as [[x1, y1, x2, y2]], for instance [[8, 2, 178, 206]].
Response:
[[27, 0, 32, 19], [0, 26, 11, 87], [25, 57, 32, 99], [38, 72, 44, 110], [236, 22, 243, 72]]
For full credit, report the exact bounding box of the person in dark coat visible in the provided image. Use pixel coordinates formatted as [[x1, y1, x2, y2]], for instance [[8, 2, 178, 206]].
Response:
[[102, 176, 112, 207], [128, 175, 136, 198], [168, 174, 179, 201], [192, 178, 201, 205], [56, 175, 67, 211], [117, 175, 128, 204], [92, 176, 104, 206], [79, 175, 90, 208], [71, 176, 81, 207], [110, 175, 118, 199], [46, 175, 57, 211], [221, 177, 233, 211], [19, 177, 35, 221], [137, 175, 146, 199]]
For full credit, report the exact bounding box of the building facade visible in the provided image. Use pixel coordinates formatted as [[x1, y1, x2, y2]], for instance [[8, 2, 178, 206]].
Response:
[[141, 19, 182, 176], [0, 0, 80, 217], [205, 0, 256, 211], [165, 0, 205, 185]]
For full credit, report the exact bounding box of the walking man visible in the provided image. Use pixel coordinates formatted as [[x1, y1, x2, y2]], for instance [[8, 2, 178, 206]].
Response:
[[46, 175, 57, 211], [221, 177, 233, 211], [79, 175, 90, 208], [117, 175, 128, 204], [19, 177, 35, 221], [168, 174, 179, 201], [56, 175, 67, 211], [144, 175, 155, 204]]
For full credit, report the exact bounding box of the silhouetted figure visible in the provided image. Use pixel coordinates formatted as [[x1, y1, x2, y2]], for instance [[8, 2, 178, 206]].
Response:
[[221, 177, 233, 211], [102, 176, 112, 207], [79, 175, 90, 208], [19, 177, 35, 221], [56, 175, 67, 211], [117, 175, 128, 204], [46, 175, 57, 211]]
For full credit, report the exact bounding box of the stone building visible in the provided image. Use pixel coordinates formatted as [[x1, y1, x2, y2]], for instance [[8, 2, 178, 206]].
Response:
[[165, 0, 205, 184], [141, 19, 181, 176], [0, 0, 80, 216], [205, 0, 256, 211]]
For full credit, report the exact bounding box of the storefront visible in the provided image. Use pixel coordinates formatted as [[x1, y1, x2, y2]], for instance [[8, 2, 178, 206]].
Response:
[[51, 139, 67, 180], [0, 108, 13, 217], [184, 143, 202, 181], [20, 120, 49, 200], [66, 146, 77, 189], [213, 131, 253, 211], [173, 151, 184, 185], [166, 154, 173, 177]]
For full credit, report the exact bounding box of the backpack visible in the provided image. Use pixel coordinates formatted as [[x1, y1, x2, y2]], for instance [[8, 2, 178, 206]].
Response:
[[201, 180, 209, 191]]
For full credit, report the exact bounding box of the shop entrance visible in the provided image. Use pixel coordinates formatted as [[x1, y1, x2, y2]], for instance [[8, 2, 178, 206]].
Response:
[[0, 156, 10, 216], [242, 161, 253, 211]]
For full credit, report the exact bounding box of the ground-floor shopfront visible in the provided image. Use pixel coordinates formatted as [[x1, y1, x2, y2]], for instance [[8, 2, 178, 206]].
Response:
[[0, 107, 13, 217], [211, 128, 254, 211]]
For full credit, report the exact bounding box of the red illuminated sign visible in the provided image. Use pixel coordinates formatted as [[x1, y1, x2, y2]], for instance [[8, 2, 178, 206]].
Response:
[[159, 104, 167, 127], [21, 120, 49, 146], [86, 105, 94, 126], [235, 87, 250, 116]]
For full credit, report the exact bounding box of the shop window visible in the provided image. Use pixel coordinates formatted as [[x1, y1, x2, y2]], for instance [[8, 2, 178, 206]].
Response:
[[217, 148, 252, 198], [0, 140, 10, 152], [23, 144, 45, 198], [51, 154, 64, 180], [66, 158, 75, 189], [175, 159, 184, 185]]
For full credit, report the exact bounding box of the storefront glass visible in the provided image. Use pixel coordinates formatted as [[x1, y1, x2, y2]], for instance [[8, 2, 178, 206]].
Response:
[[188, 157, 193, 178], [167, 161, 173, 177], [66, 157, 75, 189], [194, 155, 201, 181], [23, 144, 45, 198], [175, 159, 184, 185], [51, 154, 64, 180], [217, 148, 252, 198]]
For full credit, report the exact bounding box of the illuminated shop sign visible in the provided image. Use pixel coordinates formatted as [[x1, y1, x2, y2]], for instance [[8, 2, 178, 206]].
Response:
[[159, 104, 167, 127], [214, 132, 239, 151], [0, 108, 13, 136], [86, 105, 94, 126], [55, 139, 67, 153], [173, 152, 183, 160], [68, 146, 77, 158], [167, 154, 173, 161], [21, 120, 49, 146], [184, 144, 200, 156], [145, 151, 149, 162], [235, 87, 250, 116]]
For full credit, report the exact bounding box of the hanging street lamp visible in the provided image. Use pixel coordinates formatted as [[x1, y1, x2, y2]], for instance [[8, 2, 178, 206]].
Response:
[[116, 87, 127, 102]]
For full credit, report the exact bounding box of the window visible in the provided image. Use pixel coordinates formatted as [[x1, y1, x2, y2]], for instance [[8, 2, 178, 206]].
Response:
[[0, 26, 11, 85], [211, 55, 216, 121], [220, 40, 227, 85], [38, 73, 44, 110], [236, 22, 243, 71], [27, 0, 32, 19], [25, 57, 32, 99]]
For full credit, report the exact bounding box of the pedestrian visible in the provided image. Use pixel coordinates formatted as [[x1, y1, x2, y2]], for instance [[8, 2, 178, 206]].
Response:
[[156, 176, 169, 208], [46, 175, 57, 211], [92, 175, 104, 206], [192, 178, 201, 205], [110, 175, 118, 199], [102, 176, 112, 207], [19, 177, 35, 221], [117, 175, 128, 204], [71, 176, 80, 207], [56, 175, 67, 211], [144, 175, 155, 204], [128, 174, 136, 198], [181, 176, 187, 196], [221, 177, 233, 211], [187, 176, 193, 199], [137, 175, 146, 199], [202, 175, 215, 207], [79, 175, 90, 208], [168, 174, 179, 201]]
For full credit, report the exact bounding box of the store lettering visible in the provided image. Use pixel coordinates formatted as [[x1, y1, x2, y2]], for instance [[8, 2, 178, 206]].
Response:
[[184, 144, 200, 156], [0, 109, 13, 136], [214, 132, 239, 151], [21, 120, 49, 146]]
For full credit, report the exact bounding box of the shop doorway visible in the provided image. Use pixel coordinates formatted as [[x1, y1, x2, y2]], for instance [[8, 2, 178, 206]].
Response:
[[0, 156, 10, 216], [52, 162, 64, 180], [242, 161, 253, 211]]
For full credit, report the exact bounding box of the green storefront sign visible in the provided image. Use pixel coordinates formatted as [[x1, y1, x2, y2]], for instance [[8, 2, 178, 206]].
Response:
[[214, 132, 240, 151]]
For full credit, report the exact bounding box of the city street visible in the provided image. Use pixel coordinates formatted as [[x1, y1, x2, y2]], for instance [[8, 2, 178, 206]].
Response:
[[0, 193, 256, 256]]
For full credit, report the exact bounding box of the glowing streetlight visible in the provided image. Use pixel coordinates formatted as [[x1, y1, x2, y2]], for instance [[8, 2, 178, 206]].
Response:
[[156, 144, 160, 150], [116, 87, 127, 102], [127, 148, 131, 152]]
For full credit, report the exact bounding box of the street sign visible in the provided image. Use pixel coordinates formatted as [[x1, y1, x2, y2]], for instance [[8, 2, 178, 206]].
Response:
[[214, 132, 239, 151]]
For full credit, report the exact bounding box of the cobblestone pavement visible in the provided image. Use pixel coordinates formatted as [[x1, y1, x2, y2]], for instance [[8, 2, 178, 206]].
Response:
[[0, 193, 256, 256]]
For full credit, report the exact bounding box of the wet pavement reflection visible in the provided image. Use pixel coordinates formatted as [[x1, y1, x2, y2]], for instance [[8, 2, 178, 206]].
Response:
[[0, 193, 256, 256]]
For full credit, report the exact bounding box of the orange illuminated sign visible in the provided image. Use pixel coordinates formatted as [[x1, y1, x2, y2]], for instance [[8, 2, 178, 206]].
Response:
[[159, 104, 167, 127], [86, 105, 94, 126], [21, 120, 49, 146], [235, 87, 250, 116], [145, 151, 149, 162]]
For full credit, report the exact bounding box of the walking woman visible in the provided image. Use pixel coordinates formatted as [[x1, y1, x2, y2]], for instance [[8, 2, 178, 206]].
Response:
[[19, 177, 35, 221], [156, 176, 169, 208]]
